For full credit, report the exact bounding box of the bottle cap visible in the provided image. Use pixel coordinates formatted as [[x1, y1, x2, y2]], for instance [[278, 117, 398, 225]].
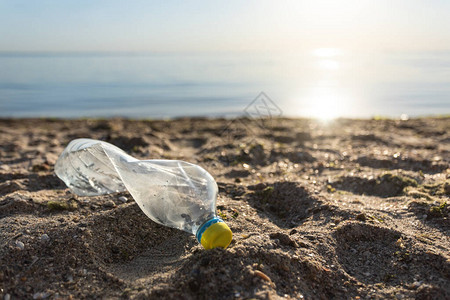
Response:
[[201, 222, 233, 249], [196, 217, 232, 249]]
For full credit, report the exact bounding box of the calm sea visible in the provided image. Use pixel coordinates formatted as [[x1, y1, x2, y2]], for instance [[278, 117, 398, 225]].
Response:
[[0, 51, 449, 119]]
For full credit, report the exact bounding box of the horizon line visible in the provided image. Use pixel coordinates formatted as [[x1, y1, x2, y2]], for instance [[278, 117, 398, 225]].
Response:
[[2, 48, 450, 58]]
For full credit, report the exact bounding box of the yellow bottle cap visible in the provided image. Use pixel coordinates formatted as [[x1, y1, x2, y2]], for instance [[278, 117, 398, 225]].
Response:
[[200, 221, 233, 250]]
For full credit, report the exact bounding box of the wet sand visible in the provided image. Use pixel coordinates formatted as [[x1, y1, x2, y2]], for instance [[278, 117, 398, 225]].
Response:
[[0, 117, 449, 299]]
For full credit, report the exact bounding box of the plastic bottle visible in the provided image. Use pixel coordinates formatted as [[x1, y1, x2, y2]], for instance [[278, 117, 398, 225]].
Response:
[[54, 138, 232, 249]]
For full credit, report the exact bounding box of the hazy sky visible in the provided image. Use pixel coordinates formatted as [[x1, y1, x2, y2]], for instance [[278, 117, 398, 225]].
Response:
[[1, 0, 450, 53]]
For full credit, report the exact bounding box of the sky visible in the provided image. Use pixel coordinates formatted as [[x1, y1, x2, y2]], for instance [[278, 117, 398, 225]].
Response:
[[1, 0, 450, 53]]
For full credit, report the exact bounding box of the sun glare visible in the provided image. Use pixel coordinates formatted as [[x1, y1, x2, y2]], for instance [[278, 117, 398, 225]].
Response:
[[313, 48, 343, 57], [318, 59, 340, 70], [305, 85, 345, 121]]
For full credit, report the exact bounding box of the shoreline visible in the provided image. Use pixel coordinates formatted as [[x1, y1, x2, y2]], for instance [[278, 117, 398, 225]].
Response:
[[1, 114, 449, 121]]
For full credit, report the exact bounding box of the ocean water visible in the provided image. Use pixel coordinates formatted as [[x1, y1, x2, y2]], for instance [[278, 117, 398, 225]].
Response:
[[0, 51, 449, 119]]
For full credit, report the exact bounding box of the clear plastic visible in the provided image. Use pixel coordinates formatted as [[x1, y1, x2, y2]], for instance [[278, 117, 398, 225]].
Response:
[[55, 138, 218, 235]]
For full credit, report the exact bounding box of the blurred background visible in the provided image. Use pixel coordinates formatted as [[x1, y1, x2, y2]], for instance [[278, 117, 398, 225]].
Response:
[[0, 0, 449, 120]]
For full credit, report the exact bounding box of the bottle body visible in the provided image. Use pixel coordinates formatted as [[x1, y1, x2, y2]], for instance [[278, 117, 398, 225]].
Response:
[[55, 139, 218, 235]]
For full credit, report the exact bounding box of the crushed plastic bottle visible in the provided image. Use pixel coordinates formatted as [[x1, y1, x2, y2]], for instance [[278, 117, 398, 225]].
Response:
[[55, 138, 232, 249]]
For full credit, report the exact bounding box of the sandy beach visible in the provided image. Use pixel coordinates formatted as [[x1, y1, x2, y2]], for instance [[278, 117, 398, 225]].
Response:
[[0, 117, 449, 299]]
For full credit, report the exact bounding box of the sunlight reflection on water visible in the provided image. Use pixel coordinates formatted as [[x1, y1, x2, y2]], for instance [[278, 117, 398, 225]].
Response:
[[298, 48, 357, 121]]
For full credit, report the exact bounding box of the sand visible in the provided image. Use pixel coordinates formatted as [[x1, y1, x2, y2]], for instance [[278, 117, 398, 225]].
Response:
[[0, 117, 449, 299]]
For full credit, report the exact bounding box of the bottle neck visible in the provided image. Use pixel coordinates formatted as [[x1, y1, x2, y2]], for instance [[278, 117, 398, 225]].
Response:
[[196, 217, 224, 243]]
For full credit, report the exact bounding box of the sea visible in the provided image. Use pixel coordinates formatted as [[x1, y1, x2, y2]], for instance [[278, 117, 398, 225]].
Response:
[[0, 50, 449, 119]]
